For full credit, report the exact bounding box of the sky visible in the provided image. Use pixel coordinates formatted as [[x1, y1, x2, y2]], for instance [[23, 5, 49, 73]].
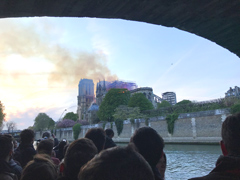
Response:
[[0, 17, 239, 130]]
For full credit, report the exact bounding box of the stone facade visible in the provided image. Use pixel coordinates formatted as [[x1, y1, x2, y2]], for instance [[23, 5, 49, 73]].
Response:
[[35, 109, 230, 144], [77, 79, 95, 120]]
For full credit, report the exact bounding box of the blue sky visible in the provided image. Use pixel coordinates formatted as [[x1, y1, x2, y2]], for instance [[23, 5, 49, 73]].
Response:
[[0, 17, 239, 130]]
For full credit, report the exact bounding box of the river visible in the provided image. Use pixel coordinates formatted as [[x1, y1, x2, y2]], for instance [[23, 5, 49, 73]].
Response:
[[118, 143, 221, 180], [164, 144, 221, 180]]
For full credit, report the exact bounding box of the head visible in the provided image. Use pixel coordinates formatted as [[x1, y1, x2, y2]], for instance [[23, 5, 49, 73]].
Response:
[[156, 152, 167, 179], [105, 129, 114, 138], [63, 138, 98, 180], [20, 129, 35, 145], [21, 154, 57, 180], [13, 139, 18, 149], [85, 128, 106, 152], [221, 113, 240, 156], [0, 134, 13, 161], [58, 140, 67, 152], [37, 139, 54, 156], [63, 144, 69, 157], [42, 132, 51, 139], [78, 146, 154, 180], [130, 127, 164, 168]]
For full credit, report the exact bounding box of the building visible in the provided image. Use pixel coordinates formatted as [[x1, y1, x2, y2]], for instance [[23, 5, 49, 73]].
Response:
[[225, 86, 240, 97], [96, 80, 137, 106], [130, 87, 162, 108], [162, 92, 177, 105], [106, 80, 137, 91], [77, 79, 95, 120], [96, 80, 108, 106]]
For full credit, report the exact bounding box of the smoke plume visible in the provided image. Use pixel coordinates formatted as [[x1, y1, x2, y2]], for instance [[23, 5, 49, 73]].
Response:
[[0, 19, 117, 90]]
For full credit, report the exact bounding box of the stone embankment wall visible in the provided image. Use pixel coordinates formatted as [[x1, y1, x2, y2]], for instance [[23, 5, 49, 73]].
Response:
[[35, 109, 230, 144]]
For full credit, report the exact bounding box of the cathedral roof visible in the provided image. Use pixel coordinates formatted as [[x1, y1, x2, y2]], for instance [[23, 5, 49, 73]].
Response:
[[88, 103, 99, 111]]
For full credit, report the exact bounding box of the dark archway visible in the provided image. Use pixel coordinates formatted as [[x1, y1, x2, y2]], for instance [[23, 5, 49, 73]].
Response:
[[1, 0, 240, 58]]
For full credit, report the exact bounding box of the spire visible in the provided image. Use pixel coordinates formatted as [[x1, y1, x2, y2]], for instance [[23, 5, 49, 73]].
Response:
[[96, 83, 99, 94], [103, 79, 106, 91]]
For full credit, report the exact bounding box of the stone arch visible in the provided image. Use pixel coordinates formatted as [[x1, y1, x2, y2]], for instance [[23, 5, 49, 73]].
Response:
[[0, 0, 240, 58]]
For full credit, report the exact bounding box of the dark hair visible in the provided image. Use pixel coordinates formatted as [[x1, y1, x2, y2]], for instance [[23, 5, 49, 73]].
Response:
[[37, 139, 54, 156], [0, 134, 13, 159], [222, 113, 240, 155], [130, 127, 164, 167], [21, 154, 57, 180], [42, 132, 51, 139], [105, 129, 114, 137], [85, 128, 106, 152], [64, 138, 98, 180], [59, 140, 67, 151], [63, 144, 69, 158], [78, 146, 154, 180], [20, 129, 35, 144]]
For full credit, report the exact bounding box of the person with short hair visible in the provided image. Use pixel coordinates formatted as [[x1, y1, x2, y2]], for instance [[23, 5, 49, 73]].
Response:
[[85, 128, 106, 153], [78, 146, 155, 180], [37, 139, 60, 166], [58, 138, 98, 180], [130, 127, 165, 180], [0, 134, 18, 180], [189, 113, 240, 180], [14, 129, 36, 168], [20, 154, 58, 180], [104, 128, 116, 149], [54, 140, 67, 161], [42, 132, 59, 147]]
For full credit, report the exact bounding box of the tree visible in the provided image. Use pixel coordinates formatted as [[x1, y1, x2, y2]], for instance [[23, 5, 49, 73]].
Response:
[[176, 100, 192, 106], [115, 119, 124, 136], [56, 119, 75, 128], [231, 103, 240, 114], [166, 113, 179, 135], [113, 105, 145, 123], [6, 121, 17, 133], [0, 123, 4, 132], [0, 101, 6, 128], [157, 100, 171, 109], [72, 123, 81, 140], [63, 112, 78, 122], [128, 93, 154, 112], [34, 113, 54, 131], [97, 88, 130, 122]]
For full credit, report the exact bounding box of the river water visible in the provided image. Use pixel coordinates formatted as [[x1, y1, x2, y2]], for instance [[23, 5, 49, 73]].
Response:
[[118, 143, 221, 180], [164, 144, 221, 180]]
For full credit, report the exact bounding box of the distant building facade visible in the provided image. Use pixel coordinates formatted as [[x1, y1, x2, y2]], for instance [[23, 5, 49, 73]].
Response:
[[96, 80, 108, 106], [225, 86, 240, 97], [130, 87, 162, 108], [162, 92, 177, 105], [77, 79, 95, 120]]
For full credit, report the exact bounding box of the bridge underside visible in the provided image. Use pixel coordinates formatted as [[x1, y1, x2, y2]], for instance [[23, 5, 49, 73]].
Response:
[[1, 0, 240, 58]]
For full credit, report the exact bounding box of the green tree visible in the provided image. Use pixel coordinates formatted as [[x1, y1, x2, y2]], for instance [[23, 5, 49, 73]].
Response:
[[166, 113, 179, 135], [113, 105, 145, 125], [63, 112, 78, 121], [0, 101, 6, 128], [48, 119, 55, 130], [72, 123, 81, 140], [115, 119, 124, 136], [128, 93, 154, 112], [97, 89, 130, 122], [34, 113, 54, 131], [231, 103, 240, 114], [157, 100, 171, 109], [176, 100, 192, 106]]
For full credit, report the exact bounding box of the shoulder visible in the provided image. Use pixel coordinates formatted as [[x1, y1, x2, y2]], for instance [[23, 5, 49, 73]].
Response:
[[0, 172, 18, 180]]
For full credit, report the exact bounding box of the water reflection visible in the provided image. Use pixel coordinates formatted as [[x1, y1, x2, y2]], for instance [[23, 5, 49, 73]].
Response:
[[165, 144, 221, 180]]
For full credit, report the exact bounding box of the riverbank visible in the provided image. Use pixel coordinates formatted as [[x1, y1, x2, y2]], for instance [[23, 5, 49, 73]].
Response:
[[35, 108, 229, 144]]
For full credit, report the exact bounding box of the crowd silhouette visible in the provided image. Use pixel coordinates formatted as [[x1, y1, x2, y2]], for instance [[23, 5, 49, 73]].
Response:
[[1, 113, 240, 180]]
